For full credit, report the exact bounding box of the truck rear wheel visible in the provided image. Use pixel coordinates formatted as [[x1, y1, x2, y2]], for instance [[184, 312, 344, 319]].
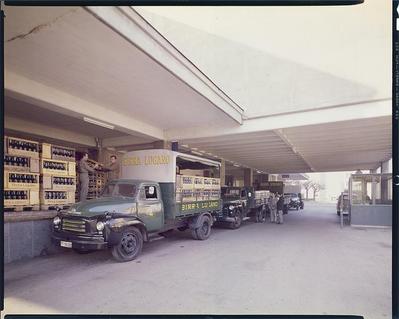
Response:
[[191, 215, 212, 240], [111, 227, 143, 262]]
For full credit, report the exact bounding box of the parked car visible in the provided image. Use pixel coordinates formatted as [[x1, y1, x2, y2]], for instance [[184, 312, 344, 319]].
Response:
[[284, 193, 304, 211]]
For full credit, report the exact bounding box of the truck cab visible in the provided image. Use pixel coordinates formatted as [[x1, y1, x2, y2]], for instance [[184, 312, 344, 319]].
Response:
[[216, 186, 267, 229], [52, 149, 221, 262]]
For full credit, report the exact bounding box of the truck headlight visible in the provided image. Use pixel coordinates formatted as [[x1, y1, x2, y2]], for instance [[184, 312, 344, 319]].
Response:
[[53, 216, 61, 226], [96, 221, 105, 231], [229, 205, 234, 211]]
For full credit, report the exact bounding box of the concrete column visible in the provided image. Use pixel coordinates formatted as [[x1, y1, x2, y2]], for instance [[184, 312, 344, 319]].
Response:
[[153, 140, 171, 150], [243, 168, 253, 187], [220, 159, 226, 186]]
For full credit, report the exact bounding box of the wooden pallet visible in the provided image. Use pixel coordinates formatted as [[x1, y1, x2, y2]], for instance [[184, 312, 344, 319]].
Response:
[[40, 204, 71, 211], [4, 205, 40, 212]]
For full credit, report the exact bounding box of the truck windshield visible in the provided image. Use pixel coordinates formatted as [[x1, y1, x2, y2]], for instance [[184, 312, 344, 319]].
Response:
[[101, 183, 137, 198]]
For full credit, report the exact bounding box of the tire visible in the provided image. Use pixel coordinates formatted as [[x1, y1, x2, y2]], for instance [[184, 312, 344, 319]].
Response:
[[111, 227, 143, 262], [192, 215, 212, 240], [228, 210, 242, 229], [178, 226, 188, 232], [73, 248, 94, 254], [255, 208, 266, 223]]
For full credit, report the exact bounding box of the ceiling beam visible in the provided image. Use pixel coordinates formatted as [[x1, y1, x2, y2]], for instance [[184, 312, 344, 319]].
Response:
[[85, 6, 243, 124], [165, 100, 391, 140], [274, 129, 314, 172]]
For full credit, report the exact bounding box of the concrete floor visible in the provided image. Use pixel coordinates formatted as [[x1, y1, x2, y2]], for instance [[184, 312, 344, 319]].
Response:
[[3, 202, 392, 318]]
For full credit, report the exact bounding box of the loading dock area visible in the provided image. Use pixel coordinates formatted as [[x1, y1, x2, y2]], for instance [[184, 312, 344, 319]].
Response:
[[3, 3, 393, 318], [4, 202, 391, 318]]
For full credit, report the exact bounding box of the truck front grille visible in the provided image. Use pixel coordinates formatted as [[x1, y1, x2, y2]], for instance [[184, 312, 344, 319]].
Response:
[[62, 218, 87, 233]]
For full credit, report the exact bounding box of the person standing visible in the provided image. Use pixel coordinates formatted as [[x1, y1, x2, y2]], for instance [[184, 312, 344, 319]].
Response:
[[268, 193, 276, 223], [276, 193, 284, 224], [101, 155, 120, 182], [79, 152, 98, 201]]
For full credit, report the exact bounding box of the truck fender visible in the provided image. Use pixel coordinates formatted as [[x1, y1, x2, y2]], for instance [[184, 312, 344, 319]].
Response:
[[189, 212, 213, 230], [106, 217, 149, 244]]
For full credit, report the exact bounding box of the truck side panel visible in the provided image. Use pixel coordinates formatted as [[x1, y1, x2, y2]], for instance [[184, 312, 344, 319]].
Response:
[[159, 183, 179, 220]]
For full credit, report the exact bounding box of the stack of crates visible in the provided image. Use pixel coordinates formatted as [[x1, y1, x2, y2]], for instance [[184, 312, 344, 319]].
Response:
[[210, 178, 221, 200], [203, 178, 212, 201], [177, 175, 195, 203], [3, 136, 40, 211], [193, 177, 204, 201], [40, 143, 76, 210]]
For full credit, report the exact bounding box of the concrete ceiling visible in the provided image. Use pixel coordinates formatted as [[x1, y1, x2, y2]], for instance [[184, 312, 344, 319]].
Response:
[[180, 116, 392, 173], [136, 1, 390, 118], [5, 96, 127, 139], [4, 6, 240, 136]]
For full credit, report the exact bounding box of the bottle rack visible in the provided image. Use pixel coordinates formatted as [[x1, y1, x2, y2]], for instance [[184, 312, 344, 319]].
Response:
[[41, 175, 76, 191], [4, 189, 40, 207], [41, 143, 76, 162], [4, 172, 40, 190], [40, 190, 75, 206], [4, 154, 40, 173], [5, 136, 39, 159], [40, 159, 76, 176]]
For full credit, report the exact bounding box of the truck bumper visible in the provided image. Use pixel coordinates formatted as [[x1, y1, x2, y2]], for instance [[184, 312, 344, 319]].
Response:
[[52, 232, 108, 251]]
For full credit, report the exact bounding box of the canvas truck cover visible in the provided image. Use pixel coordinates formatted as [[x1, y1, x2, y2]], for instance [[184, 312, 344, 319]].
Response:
[[121, 149, 221, 183]]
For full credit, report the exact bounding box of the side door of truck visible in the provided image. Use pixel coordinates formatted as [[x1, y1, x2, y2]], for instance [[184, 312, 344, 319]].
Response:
[[240, 188, 250, 216], [137, 184, 164, 232]]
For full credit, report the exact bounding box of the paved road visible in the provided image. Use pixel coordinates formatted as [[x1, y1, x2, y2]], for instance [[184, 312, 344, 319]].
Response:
[[4, 202, 392, 318]]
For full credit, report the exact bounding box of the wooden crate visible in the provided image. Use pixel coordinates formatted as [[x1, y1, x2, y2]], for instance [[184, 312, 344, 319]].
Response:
[[193, 177, 204, 189], [40, 159, 76, 176], [41, 143, 76, 162], [181, 175, 194, 190], [5, 136, 39, 159], [41, 174, 76, 191], [181, 189, 194, 202], [211, 178, 221, 189], [4, 154, 40, 173], [4, 172, 40, 190], [4, 189, 40, 206], [40, 190, 75, 205]]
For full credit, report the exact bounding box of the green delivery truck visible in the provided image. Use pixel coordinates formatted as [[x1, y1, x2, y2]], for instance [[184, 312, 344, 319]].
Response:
[[52, 149, 221, 262]]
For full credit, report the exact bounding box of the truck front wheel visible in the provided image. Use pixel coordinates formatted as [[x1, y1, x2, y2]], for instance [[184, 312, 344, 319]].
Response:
[[111, 227, 143, 262], [191, 215, 212, 240], [229, 209, 242, 229]]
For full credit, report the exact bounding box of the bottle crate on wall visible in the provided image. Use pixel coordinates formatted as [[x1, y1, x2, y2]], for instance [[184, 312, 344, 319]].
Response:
[[41, 143, 76, 162], [4, 172, 40, 190], [4, 154, 40, 173], [41, 175, 76, 191], [40, 159, 76, 176], [40, 190, 75, 206], [4, 189, 40, 208], [4, 136, 40, 159]]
